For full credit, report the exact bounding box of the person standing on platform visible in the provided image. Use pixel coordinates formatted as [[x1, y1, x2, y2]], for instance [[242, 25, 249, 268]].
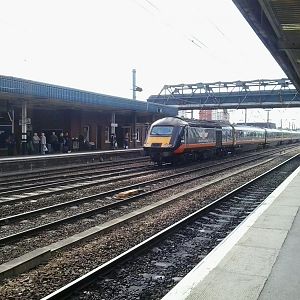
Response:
[[27, 132, 34, 155], [49, 131, 58, 153], [32, 132, 40, 154], [110, 133, 117, 150], [123, 131, 129, 149], [78, 134, 85, 151], [58, 132, 65, 153], [6, 134, 16, 156], [64, 132, 71, 153], [40, 132, 47, 155]]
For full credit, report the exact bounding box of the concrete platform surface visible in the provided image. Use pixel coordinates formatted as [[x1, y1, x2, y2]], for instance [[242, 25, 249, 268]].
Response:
[[0, 148, 145, 173], [162, 165, 300, 300]]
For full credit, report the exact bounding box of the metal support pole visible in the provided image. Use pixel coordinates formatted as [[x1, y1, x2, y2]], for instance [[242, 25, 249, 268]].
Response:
[[132, 69, 136, 100], [8, 109, 15, 134], [21, 101, 27, 154], [132, 112, 137, 148], [244, 109, 247, 124], [111, 112, 116, 134], [12, 109, 14, 134]]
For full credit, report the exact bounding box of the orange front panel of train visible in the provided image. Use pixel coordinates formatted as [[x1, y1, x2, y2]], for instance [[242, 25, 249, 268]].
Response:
[[174, 143, 216, 154]]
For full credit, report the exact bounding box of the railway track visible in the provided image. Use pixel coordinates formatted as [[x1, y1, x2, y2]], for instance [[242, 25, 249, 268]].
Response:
[[41, 154, 300, 300], [0, 156, 150, 183], [0, 147, 298, 286], [0, 150, 273, 243], [0, 146, 293, 244], [0, 164, 155, 204], [0, 145, 295, 210]]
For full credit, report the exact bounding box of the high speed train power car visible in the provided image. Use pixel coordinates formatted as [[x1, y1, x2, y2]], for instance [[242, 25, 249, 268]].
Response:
[[143, 117, 300, 165]]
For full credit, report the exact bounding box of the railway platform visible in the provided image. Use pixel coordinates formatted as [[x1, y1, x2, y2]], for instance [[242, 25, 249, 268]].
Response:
[[162, 165, 300, 300], [0, 148, 145, 174]]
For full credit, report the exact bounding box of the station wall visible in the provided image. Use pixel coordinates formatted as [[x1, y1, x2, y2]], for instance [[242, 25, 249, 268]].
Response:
[[1, 101, 159, 155]]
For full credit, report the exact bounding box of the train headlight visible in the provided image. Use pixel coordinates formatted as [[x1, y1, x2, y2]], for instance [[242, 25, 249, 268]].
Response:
[[161, 144, 172, 148]]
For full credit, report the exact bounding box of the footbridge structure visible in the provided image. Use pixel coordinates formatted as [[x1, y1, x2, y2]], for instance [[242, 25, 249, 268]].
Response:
[[148, 78, 300, 110]]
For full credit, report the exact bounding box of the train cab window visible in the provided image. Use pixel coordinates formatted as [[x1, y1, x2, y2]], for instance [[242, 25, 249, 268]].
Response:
[[150, 126, 173, 136]]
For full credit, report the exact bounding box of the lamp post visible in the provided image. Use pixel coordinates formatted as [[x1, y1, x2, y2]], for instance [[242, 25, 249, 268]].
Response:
[[132, 69, 136, 100], [132, 69, 142, 100]]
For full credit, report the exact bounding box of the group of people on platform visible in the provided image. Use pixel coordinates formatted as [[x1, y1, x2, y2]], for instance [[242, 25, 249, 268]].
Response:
[[110, 131, 129, 150], [5, 131, 75, 156], [5, 130, 131, 156], [27, 131, 73, 155]]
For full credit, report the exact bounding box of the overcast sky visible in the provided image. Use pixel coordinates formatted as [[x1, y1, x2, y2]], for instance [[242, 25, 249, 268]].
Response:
[[1, 0, 299, 128]]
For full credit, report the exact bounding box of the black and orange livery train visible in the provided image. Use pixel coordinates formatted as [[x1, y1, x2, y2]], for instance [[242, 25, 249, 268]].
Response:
[[143, 117, 300, 165]]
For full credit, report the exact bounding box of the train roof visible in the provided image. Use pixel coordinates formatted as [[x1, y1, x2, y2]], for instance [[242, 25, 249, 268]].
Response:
[[234, 125, 265, 132], [151, 117, 188, 127], [151, 117, 229, 128], [265, 128, 284, 133], [151, 118, 300, 135], [264, 128, 299, 134]]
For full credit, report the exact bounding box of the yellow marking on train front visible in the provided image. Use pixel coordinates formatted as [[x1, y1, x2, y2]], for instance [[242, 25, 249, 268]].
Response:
[[144, 136, 171, 147]]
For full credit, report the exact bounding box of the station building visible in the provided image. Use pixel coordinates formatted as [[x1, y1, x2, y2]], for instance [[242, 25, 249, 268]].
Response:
[[0, 75, 177, 155]]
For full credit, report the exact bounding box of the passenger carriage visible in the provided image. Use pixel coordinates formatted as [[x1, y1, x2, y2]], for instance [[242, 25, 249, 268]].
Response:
[[143, 117, 299, 165]]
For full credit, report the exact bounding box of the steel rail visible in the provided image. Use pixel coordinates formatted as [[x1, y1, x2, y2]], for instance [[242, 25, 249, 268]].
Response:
[[0, 168, 156, 205], [1, 145, 297, 205], [41, 154, 299, 300], [0, 163, 151, 193], [0, 148, 292, 244], [0, 145, 286, 221], [0, 157, 149, 183], [0, 155, 148, 180]]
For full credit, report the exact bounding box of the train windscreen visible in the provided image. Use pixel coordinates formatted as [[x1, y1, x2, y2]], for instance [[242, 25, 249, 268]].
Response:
[[150, 126, 173, 136]]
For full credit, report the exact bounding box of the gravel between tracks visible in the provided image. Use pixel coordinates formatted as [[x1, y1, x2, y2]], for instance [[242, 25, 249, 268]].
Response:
[[0, 153, 297, 300], [0, 153, 282, 263], [0, 155, 269, 233], [0, 151, 278, 218]]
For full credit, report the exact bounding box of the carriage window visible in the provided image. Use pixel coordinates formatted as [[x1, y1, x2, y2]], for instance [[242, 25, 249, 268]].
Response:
[[150, 126, 173, 136], [236, 130, 244, 139], [222, 129, 232, 141]]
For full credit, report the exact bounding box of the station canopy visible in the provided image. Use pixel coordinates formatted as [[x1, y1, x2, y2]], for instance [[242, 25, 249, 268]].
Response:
[[0, 75, 177, 116], [233, 0, 300, 92]]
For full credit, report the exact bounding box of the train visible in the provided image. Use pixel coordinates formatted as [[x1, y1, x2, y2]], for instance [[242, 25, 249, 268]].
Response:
[[143, 117, 300, 165]]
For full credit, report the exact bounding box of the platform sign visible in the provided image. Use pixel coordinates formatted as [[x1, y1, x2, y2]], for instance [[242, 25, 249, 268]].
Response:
[[111, 123, 118, 128], [18, 118, 31, 125]]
